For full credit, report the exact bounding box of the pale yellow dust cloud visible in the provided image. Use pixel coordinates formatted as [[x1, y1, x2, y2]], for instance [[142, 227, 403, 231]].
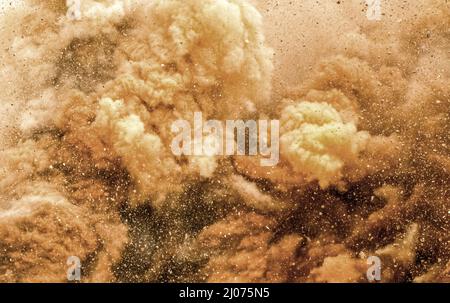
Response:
[[0, 0, 448, 282]]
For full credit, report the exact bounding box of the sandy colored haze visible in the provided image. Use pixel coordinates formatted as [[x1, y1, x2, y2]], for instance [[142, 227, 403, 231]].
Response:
[[0, 0, 448, 282]]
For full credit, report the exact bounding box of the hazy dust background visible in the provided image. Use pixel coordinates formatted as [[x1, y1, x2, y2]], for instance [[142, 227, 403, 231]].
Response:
[[0, 0, 448, 282]]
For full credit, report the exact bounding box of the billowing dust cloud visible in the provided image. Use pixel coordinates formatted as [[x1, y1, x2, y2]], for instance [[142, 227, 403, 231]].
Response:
[[0, 0, 448, 282]]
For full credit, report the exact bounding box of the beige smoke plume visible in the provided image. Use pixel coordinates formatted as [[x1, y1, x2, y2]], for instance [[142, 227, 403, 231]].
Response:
[[0, 0, 274, 281], [0, 0, 448, 282]]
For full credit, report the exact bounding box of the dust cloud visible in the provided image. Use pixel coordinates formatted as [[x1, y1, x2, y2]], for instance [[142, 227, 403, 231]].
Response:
[[0, 0, 448, 282]]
